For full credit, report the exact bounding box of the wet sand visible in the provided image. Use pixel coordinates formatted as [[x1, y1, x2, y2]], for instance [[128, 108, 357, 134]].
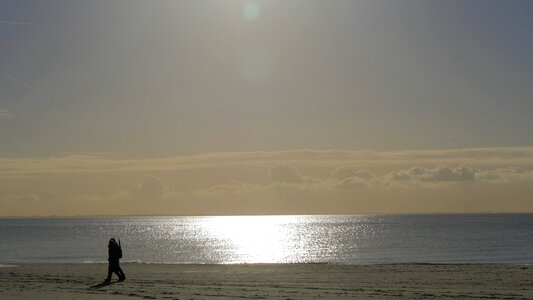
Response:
[[1, 263, 532, 299]]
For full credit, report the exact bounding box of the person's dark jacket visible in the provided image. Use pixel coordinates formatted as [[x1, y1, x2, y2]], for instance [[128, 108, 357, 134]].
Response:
[[108, 243, 121, 263]]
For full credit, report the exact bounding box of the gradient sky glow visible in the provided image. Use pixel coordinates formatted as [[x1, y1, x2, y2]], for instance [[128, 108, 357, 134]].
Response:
[[0, 0, 532, 215]]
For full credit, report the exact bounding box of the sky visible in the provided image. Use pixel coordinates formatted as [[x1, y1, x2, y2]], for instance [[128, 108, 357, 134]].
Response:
[[0, 0, 532, 216]]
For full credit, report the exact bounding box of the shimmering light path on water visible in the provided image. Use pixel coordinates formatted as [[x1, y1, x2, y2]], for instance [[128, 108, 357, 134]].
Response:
[[1, 214, 532, 264]]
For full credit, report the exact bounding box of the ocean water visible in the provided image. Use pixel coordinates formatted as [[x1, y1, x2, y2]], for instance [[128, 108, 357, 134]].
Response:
[[0, 214, 532, 264]]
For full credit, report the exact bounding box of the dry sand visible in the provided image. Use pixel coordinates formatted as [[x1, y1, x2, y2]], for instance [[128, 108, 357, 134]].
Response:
[[1, 263, 532, 299]]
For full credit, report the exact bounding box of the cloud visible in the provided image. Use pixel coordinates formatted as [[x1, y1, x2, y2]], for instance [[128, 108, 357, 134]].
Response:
[[195, 165, 325, 195], [269, 165, 303, 183], [268, 165, 334, 191], [195, 166, 380, 193], [333, 167, 375, 180], [194, 163, 533, 195], [0, 191, 58, 204], [132, 175, 169, 199], [476, 167, 533, 183], [2, 147, 533, 215], [193, 182, 263, 196], [2, 147, 533, 178], [79, 175, 174, 204], [386, 165, 533, 185], [390, 165, 476, 182], [333, 177, 370, 189], [1, 194, 40, 203]]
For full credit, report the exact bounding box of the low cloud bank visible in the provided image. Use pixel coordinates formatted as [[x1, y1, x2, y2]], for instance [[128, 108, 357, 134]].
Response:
[[2, 147, 533, 215], [195, 163, 533, 196], [389, 166, 476, 182], [2, 146, 533, 177]]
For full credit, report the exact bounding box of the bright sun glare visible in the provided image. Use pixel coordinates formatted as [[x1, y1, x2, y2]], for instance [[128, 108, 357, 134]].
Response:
[[203, 216, 296, 263]]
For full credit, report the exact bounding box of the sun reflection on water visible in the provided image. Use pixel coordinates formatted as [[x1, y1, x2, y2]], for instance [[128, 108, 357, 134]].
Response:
[[201, 215, 301, 263]]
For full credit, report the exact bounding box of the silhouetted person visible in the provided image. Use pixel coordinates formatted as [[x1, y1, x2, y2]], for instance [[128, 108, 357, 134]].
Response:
[[105, 238, 126, 282]]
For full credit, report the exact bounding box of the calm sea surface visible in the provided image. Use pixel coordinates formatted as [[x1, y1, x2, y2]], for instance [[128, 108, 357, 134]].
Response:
[[1, 214, 532, 264]]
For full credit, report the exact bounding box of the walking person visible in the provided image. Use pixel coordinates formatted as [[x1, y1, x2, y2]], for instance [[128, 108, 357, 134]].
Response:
[[105, 238, 126, 282]]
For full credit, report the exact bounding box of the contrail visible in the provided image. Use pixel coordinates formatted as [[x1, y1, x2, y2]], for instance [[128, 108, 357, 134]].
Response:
[[0, 20, 110, 30], [4, 74, 33, 90], [0, 20, 151, 33]]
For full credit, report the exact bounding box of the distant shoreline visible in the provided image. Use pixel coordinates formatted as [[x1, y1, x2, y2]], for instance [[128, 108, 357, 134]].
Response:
[[2, 212, 533, 218]]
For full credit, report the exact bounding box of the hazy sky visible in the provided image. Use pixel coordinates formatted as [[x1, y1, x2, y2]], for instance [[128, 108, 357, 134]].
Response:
[[0, 1, 532, 215]]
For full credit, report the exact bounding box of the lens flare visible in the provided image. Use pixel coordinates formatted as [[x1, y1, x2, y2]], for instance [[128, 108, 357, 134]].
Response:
[[243, 2, 260, 21]]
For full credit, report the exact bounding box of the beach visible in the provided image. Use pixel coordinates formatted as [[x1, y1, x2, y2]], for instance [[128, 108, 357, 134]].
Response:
[[1, 263, 532, 299]]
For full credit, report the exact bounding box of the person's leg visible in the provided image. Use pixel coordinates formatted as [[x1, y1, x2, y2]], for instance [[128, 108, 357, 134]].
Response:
[[117, 264, 126, 280], [105, 263, 113, 282], [109, 262, 118, 278], [108, 260, 120, 281]]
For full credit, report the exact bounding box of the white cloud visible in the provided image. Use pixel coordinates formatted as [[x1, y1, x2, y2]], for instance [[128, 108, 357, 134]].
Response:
[[333, 177, 370, 189], [390, 165, 476, 182], [193, 182, 263, 196], [333, 167, 374, 180]]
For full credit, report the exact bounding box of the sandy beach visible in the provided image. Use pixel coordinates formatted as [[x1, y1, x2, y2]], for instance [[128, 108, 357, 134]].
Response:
[[0, 263, 532, 299]]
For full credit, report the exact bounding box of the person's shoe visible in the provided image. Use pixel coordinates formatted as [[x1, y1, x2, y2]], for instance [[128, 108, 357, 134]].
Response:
[[104, 278, 111, 283], [118, 276, 126, 282]]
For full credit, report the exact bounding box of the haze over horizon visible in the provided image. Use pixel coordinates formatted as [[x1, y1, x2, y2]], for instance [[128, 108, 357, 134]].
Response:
[[1, 0, 532, 216]]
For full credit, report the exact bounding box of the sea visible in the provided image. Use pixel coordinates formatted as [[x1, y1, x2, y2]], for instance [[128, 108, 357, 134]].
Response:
[[1, 214, 532, 264]]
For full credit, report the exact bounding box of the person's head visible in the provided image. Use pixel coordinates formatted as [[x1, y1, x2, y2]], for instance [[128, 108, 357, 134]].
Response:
[[109, 238, 117, 247]]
